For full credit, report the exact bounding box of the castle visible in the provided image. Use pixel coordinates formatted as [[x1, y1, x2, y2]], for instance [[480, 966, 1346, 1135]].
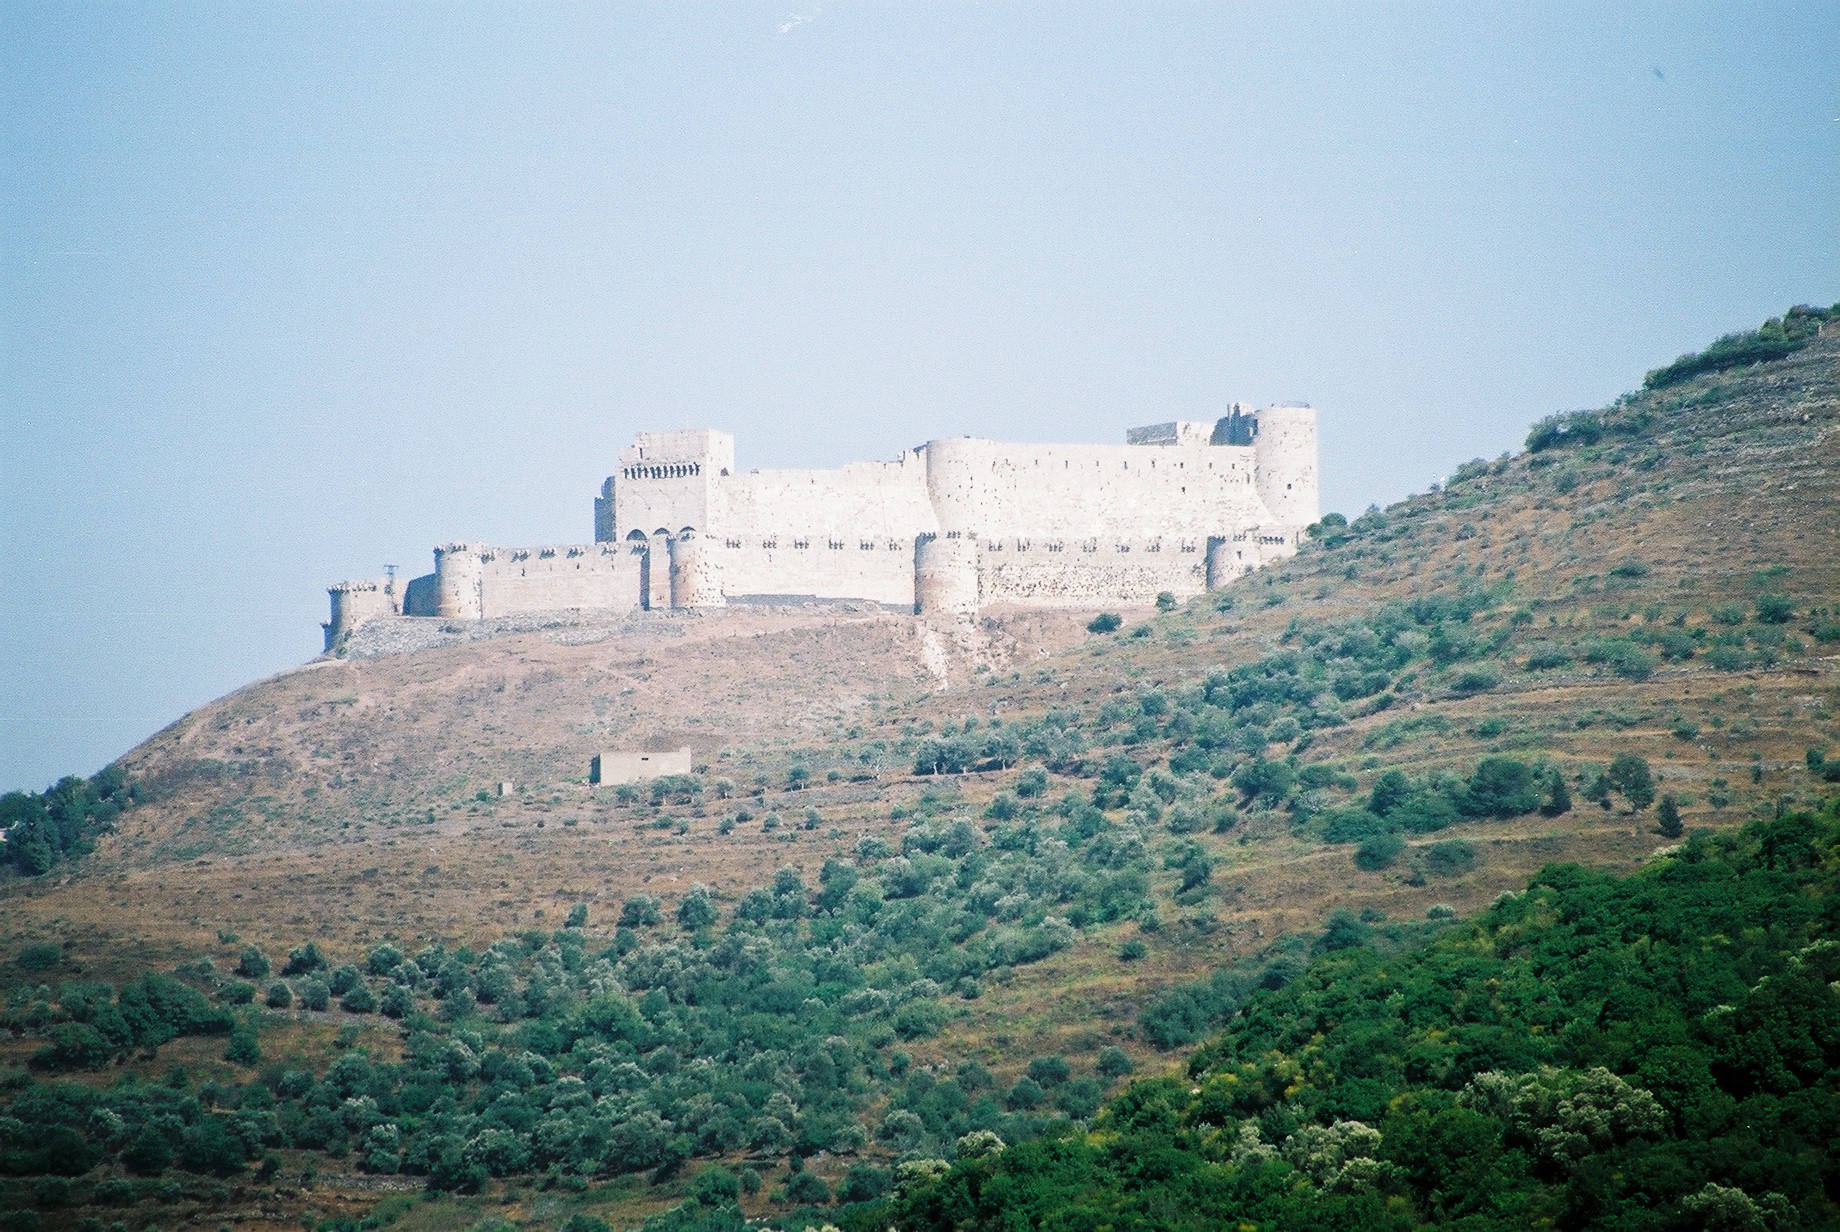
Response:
[[323, 406, 1318, 648]]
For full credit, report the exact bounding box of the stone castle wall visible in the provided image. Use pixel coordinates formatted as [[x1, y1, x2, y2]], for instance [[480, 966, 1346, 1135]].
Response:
[[425, 542, 645, 622], [324, 408, 1319, 644], [708, 533, 922, 608], [976, 534, 1211, 608], [919, 436, 1267, 537]]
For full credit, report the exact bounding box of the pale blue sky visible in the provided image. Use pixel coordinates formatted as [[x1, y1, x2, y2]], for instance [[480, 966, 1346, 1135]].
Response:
[[3, 2, 1836, 791]]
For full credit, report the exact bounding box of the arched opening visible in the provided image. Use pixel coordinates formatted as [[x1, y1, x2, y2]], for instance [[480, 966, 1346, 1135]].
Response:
[[626, 529, 647, 541], [679, 526, 696, 538], [653, 527, 671, 538]]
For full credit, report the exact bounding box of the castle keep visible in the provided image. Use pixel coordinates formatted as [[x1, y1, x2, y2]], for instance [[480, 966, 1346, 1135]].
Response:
[[324, 407, 1318, 647]]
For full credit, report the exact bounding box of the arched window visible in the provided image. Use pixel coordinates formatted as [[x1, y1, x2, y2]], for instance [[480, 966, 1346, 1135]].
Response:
[[626, 529, 647, 541]]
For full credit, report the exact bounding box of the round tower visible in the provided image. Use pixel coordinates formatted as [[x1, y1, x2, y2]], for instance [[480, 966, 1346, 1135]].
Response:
[[1252, 405, 1319, 532], [922, 436, 991, 535], [668, 531, 724, 609], [434, 544, 484, 620], [914, 533, 979, 616], [1204, 536, 1243, 590], [324, 580, 395, 651]]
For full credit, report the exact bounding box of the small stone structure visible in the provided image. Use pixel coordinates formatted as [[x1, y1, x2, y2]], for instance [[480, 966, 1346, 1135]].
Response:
[[590, 748, 694, 786], [324, 409, 1318, 647]]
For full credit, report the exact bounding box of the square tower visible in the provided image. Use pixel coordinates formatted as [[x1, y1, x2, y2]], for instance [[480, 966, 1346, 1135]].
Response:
[[597, 429, 736, 543]]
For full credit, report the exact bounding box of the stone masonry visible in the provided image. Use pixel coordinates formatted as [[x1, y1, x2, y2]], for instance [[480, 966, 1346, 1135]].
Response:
[[323, 408, 1318, 648]]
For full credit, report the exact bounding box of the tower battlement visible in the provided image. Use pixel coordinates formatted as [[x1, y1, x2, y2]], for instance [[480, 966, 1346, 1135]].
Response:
[[324, 407, 1319, 648]]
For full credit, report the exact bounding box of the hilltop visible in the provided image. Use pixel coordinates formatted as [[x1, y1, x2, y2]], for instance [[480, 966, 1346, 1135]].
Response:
[[15, 326, 1833, 953], [0, 315, 1836, 1232]]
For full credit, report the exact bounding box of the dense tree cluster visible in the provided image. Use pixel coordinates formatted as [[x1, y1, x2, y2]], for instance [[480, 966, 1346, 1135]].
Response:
[[1520, 304, 1837, 457], [0, 799, 1157, 1212], [892, 800, 1840, 1232], [1641, 303, 1839, 390], [0, 767, 133, 876]]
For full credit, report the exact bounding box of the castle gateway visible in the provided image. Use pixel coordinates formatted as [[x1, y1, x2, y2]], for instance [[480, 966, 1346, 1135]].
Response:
[[324, 408, 1317, 647]]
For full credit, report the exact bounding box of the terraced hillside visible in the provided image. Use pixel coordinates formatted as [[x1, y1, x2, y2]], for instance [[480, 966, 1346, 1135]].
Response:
[[0, 316, 1835, 1232]]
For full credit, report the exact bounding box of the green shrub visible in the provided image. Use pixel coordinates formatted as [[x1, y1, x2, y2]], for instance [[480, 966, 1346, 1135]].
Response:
[[837, 1163, 890, 1204], [1607, 754, 1657, 811], [1087, 613, 1123, 634], [1526, 411, 1604, 452], [1369, 770, 1411, 816], [31, 1023, 114, 1071], [1450, 666, 1502, 696], [1096, 1046, 1134, 1080], [689, 1166, 740, 1206], [16, 942, 61, 972], [1027, 1056, 1072, 1087], [1006, 1077, 1046, 1109], [1354, 834, 1406, 871], [1707, 645, 1752, 671], [620, 895, 663, 928], [893, 1001, 947, 1039], [1754, 594, 1794, 623], [1321, 808, 1388, 844], [1392, 792, 1461, 833], [1423, 840, 1477, 877], [1526, 644, 1574, 670], [92, 1178, 134, 1206], [281, 942, 326, 976], [1657, 794, 1684, 838], [1232, 758, 1295, 805], [677, 887, 719, 930], [1463, 758, 1540, 818], [784, 1169, 830, 1204], [225, 1023, 261, 1066]]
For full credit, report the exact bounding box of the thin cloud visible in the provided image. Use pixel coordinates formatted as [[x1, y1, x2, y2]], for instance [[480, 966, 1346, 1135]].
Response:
[[779, 5, 821, 34]]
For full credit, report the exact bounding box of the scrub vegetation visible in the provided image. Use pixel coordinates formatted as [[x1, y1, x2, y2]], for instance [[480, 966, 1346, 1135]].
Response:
[[1, 310, 1837, 1229]]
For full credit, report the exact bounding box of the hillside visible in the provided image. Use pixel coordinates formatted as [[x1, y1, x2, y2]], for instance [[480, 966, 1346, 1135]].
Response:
[[1, 606, 1092, 956], [892, 800, 1840, 1231], [0, 317, 1836, 1232]]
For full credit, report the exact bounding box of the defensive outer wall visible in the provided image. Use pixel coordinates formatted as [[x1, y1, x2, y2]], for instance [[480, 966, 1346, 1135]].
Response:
[[323, 408, 1318, 649]]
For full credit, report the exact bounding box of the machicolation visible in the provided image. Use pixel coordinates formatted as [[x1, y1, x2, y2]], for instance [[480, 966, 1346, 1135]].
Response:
[[323, 408, 1319, 649]]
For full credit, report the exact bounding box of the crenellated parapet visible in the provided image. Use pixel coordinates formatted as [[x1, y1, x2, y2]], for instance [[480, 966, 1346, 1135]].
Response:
[[322, 405, 1319, 642], [324, 578, 400, 650]]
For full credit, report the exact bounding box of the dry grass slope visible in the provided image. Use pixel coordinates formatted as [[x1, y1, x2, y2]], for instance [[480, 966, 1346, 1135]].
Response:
[[0, 331, 1835, 1232], [9, 338, 1839, 997]]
